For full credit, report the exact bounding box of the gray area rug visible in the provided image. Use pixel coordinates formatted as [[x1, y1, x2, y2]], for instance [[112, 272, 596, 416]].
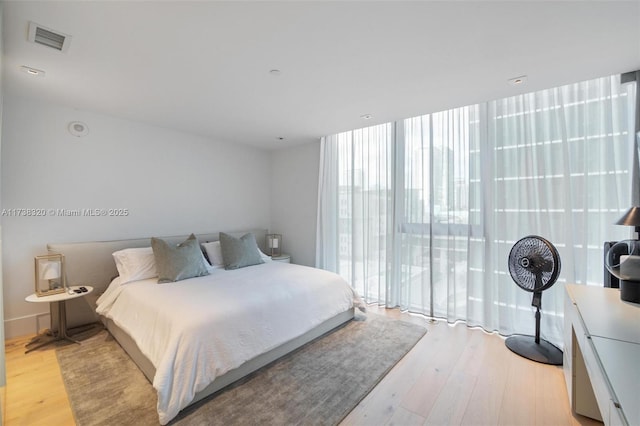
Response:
[[57, 312, 426, 425]]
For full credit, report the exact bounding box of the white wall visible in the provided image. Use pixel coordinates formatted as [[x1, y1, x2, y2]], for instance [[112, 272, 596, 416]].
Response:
[[1, 95, 271, 338], [270, 142, 320, 267]]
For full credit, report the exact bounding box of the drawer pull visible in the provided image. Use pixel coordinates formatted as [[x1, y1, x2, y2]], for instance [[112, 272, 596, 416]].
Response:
[[614, 401, 621, 409]]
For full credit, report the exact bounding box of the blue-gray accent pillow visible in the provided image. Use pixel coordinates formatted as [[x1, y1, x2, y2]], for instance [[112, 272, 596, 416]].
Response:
[[219, 232, 265, 270], [151, 234, 210, 283]]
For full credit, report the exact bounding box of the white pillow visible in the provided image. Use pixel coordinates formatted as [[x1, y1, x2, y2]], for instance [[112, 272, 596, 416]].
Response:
[[200, 250, 216, 274], [202, 241, 271, 268], [112, 247, 157, 284], [114, 245, 214, 283], [202, 241, 225, 268]]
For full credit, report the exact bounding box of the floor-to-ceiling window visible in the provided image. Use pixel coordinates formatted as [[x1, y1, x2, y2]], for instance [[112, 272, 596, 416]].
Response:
[[317, 74, 637, 346]]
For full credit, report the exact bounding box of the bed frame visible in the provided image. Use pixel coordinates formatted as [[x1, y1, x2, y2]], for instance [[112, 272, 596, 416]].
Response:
[[47, 229, 354, 417]]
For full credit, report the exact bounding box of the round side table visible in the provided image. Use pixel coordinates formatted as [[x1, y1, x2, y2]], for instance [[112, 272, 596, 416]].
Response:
[[271, 254, 291, 263], [24, 285, 94, 353]]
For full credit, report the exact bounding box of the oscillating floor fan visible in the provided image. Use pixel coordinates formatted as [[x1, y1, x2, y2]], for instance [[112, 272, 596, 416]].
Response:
[[506, 235, 563, 365]]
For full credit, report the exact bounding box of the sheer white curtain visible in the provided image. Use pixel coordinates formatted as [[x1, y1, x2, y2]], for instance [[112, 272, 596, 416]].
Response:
[[317, 75, 637, 347], [316, 124, 395, 303], [477, 76, 636, 344], [398, 107, 478, 320]]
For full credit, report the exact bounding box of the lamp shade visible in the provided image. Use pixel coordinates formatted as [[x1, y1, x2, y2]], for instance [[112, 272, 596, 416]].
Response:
[[39, 260, 61, 280], [616, 207, 640, 239], [615, 207, 640, 227]]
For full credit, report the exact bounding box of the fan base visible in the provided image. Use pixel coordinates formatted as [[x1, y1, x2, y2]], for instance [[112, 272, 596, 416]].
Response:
[[505, 335, 563, 365]]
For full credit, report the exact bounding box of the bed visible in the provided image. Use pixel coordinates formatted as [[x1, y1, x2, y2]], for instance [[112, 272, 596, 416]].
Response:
[[47, 229, 363, 425]]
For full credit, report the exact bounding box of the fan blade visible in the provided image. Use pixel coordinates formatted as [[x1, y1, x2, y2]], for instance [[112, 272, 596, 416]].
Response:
[[534, 273, 545, 290]]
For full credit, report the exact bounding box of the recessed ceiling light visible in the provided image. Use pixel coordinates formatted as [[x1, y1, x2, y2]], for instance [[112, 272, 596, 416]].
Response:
[[269, 69, 282, 76], [360, 114, 373, 120], [508, 75, 527, 86], [20, 65, 45, 77], [68, 121, 89, 137]]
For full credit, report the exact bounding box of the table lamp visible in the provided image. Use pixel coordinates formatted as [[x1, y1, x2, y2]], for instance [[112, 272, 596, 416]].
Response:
[[266, 234, 282, 257], [35, 253, 66, 296]]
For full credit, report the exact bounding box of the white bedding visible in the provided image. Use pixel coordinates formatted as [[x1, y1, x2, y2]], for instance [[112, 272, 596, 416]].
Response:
[[96, 261, 364, 425]]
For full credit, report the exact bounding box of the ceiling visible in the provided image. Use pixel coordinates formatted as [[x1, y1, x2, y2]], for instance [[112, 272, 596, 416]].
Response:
[[3, 1, 640, 150]]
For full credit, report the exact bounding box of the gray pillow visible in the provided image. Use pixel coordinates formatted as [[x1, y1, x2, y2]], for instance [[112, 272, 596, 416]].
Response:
[[219, 232, 265, 270], [151, 234, 210, 283]]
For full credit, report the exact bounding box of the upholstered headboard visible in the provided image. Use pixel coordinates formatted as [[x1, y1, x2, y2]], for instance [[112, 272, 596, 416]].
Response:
[[47, 229, 268, 328]]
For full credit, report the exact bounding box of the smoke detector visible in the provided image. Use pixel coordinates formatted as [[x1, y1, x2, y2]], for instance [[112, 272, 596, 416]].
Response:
[[68, 122, 89, 137], [28, 22, 72, 52]]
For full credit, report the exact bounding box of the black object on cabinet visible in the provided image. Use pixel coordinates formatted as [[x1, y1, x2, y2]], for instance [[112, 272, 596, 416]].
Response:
[[604, 241, 620, 288]]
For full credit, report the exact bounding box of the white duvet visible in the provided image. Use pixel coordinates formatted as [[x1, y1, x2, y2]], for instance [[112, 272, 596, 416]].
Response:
[[96, 261, 364, 425]]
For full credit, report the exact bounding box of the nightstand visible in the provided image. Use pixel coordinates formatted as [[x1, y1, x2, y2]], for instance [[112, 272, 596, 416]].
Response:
[[271, 254, 291, 263], [24, 285, 93, 353]]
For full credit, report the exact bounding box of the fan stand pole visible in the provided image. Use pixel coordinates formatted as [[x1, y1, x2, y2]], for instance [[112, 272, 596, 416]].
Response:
[[534, 307, 541, 344], [532, 290, 542, 345]]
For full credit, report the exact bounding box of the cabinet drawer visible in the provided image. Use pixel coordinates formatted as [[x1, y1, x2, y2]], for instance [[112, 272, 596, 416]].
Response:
[[578, 335, 610, 422]]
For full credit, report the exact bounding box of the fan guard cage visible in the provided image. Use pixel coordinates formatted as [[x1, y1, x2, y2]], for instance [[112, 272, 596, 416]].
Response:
[[508, 235, 561, 293]]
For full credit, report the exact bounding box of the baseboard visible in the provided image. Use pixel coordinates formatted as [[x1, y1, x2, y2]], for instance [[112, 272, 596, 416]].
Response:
[[4, 312, 50, 339]]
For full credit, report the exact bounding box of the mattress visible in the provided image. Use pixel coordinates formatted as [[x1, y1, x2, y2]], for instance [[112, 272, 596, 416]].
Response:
[[96, 261, 364, 424]]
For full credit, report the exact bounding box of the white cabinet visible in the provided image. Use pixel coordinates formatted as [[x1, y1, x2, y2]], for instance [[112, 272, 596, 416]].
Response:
[[564, 284, 640, 426]]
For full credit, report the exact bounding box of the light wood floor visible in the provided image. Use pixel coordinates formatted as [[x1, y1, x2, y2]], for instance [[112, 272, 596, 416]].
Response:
[[1, 307, 601, 426]]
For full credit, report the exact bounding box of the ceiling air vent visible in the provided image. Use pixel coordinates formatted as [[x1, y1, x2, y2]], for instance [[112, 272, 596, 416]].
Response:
[[28, 22, 72, 52]]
